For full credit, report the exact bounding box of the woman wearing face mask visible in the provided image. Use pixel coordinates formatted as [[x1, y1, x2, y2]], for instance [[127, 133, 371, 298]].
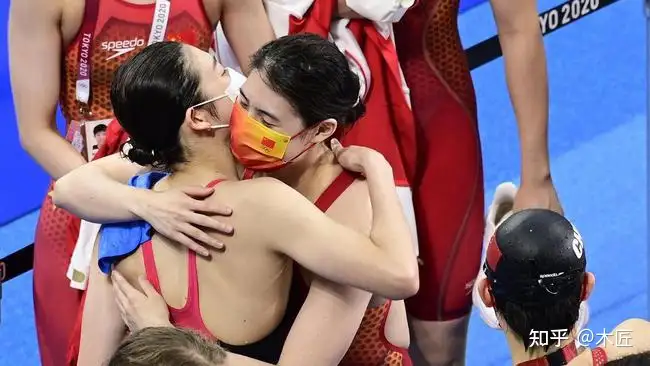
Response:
[[61, 37, 418, 366]]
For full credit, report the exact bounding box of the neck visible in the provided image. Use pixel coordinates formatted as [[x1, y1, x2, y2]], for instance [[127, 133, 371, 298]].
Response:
[[507, 330, 577, 365], [267, 144, 342, 199], [166, 145, 239, 188]]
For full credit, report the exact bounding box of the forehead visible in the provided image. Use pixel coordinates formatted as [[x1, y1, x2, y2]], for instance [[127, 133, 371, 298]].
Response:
[[240, 70, 295, 113]]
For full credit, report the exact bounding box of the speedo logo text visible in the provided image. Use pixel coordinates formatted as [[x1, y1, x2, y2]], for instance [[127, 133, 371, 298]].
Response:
[[101, 38, 145, 60]]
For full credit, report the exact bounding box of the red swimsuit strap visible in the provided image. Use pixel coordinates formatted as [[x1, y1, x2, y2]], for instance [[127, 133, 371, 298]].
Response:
[[314, 171, 357, 211]]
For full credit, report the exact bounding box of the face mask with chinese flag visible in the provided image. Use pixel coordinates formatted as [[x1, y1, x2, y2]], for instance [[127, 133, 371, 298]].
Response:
[[229, 102, 317, 172]]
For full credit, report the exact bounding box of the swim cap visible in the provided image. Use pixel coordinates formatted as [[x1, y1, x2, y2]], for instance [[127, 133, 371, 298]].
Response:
[[484, 209, 586, 305]]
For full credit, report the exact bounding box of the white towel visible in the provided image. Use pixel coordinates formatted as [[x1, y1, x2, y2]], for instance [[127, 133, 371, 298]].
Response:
[[67, 220, 101, 290]]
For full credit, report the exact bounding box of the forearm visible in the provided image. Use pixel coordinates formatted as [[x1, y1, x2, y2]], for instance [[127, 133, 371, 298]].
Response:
[[53, 165, 145, 223], [365, 161, 419, 291], [21, 128, 86, 180], [500, 29, 551, 183]]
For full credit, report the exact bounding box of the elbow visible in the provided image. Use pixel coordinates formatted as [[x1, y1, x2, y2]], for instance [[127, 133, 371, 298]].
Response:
[[51, 174, 74, 209], [18, 128, 39, 156], [388, 263, 419, 300]]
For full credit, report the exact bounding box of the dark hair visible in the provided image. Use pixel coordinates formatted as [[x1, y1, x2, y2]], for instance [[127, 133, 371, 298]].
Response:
[[606, 352, 650, 365], [249, 33, 365, 131], [108, 327, 226, 366], [93, 123, 107, 135], [111, 41, 215, 170], [493, 275, 583, 351]]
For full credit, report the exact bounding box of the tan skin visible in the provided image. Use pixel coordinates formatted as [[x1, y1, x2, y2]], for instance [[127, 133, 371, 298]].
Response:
[[8, 0, 274, 180], [71, 45, 417, 365]]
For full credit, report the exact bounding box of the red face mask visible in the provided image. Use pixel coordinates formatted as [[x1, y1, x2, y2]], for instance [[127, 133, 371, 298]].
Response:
[[229, 102, 316, 172]]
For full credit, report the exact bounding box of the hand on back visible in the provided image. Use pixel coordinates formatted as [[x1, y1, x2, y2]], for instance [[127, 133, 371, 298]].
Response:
[[138, 186, 234, 256]]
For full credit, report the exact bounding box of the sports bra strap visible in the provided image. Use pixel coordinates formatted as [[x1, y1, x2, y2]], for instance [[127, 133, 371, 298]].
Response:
[[314, 171, 357, 211], [591, 347, 608, 366]]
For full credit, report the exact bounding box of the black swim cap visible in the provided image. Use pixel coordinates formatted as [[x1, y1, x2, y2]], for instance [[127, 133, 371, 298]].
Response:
[[484, 209, 586, 304]]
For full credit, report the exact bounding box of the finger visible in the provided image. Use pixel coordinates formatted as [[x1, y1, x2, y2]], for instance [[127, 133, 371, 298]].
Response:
[[180, 186, 216, 199], [191, 200, 233, 217], [180, 223, 224, 250], [138, 275, 162, 298], [171, 232, 211, 257], [112, 281, 131, 310], [330, 138, 342, 155], [187, 211, 234, 235], [112, 271, 148, 301]]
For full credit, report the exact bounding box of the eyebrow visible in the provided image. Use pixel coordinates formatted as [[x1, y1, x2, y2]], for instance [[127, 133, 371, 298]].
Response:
[[240, 90, 281, 123]]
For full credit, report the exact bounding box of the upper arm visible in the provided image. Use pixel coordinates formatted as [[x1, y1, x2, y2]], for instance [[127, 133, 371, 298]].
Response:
[[78, 240, 126, 365], [256, 180, 407, 298], [489, 0, 539, 34], [58, 153, 147, 189], [220, 0, 275, 73], [277, 279, 372, 365], [8, 0, 62, 140]]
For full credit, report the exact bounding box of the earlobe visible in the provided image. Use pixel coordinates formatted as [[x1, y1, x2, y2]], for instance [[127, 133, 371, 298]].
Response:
[[186, 108, 214, 132]]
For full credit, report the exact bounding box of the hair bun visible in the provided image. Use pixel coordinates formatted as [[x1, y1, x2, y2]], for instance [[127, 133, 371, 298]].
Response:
[[344, 99, 366, 124], [124, 141, 157, 166]]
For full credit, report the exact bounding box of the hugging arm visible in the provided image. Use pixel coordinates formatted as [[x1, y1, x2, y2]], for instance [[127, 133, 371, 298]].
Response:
[[255, 155, 418, 299], [52, 153, 233, 252], [53, 153, 147, 222]]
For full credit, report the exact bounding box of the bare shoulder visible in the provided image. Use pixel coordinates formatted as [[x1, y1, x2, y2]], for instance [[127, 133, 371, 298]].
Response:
[[595, 318, 650, 362], [214, 177, 304, 211]]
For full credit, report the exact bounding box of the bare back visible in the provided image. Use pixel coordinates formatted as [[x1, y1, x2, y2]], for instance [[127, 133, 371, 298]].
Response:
[[117, 178, 294, 346]]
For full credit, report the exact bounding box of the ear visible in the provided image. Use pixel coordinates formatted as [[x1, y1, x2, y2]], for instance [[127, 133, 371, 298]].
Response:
[[478, 278, 495, 308], [309, 118, 338, 144], [580, 272, 595, 301], [185, 107, 215, 132]]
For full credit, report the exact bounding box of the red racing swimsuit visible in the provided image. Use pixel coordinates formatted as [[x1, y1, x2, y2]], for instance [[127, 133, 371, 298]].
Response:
[[37, 2, 213, 365]]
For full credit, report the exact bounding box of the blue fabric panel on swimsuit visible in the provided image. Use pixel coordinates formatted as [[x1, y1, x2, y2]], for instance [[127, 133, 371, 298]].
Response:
[[97, 171, 169, 274]]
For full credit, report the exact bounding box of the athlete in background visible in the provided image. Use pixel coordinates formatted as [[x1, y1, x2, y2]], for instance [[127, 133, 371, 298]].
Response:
[[8, 0, 274, 365], [476, 209, 650, 366], [393, 0, 562, 363]]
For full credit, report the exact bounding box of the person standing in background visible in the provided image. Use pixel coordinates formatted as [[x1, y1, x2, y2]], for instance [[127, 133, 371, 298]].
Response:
[[8, 0, 275, 364], [393, 0, 562, 364]]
